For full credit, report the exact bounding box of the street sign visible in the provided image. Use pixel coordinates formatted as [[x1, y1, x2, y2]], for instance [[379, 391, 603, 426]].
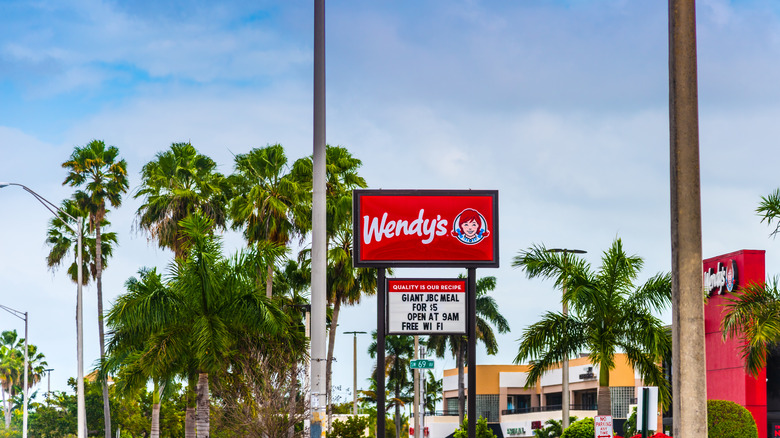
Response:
[[410, 360, 434, 369], [387, 278, 467, 335], [594, 415, 613, 438]]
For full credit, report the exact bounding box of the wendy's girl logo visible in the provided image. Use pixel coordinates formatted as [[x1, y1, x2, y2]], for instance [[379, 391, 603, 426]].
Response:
[[451, 208, 490, 245]]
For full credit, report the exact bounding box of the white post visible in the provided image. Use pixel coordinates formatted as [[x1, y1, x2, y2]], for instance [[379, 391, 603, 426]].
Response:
[[311, 0, 327, 435], [77, 220, 86, 438], [22, 312, 28, 438]]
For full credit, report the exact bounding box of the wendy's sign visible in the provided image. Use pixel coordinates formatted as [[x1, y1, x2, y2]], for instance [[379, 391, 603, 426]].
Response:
[[353, 189, 499, 267]]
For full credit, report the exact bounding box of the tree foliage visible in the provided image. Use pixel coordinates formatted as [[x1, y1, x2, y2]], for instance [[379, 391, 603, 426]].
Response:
[[560, 417, 594, 438], [707, 399, 758, 438], [328, 415, 370, 438], [513, 238, 672, 415], [453, 416, 496, 438], [722, 277, 780, 376]]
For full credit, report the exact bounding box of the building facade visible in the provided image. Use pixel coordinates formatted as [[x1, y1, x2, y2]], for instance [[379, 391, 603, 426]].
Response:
[[427, 355, 653, 438]]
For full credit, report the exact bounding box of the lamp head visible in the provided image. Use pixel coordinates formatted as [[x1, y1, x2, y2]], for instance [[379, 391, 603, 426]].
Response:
[[547, 248, 587, 254], [0, 182, 10, 188]]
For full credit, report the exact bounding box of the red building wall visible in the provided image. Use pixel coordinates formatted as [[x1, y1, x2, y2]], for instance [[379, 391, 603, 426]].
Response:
[[704, 250, 766, 438]]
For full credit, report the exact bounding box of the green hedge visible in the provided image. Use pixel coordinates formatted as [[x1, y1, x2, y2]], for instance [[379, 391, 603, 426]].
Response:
[[561, 417, 594, 438], [707, 400, 757, 438]]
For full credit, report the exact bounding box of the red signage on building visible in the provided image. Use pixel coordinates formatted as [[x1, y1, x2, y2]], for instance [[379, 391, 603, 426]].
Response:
[[352, 189, 499, 267], [704, 250, 767, 438]]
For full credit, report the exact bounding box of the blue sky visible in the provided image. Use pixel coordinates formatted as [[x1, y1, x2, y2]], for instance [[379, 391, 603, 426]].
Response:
[[2, 0, 780, 409]]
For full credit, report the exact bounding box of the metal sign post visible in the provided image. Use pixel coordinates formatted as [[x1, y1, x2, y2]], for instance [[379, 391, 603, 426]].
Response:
[[356, 189, 499, 438]]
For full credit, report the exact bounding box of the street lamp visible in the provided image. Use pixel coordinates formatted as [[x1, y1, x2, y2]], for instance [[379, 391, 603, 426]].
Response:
[[344, 331, 367, 416], [0, 304, 28, 438], [45, 368, 54, 401], [0, 182, 86, 438], [546, 248, 586, 431]]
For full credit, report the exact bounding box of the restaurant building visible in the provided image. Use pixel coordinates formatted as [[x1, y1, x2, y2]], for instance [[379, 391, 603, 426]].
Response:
[[427, 249, 776, 438]]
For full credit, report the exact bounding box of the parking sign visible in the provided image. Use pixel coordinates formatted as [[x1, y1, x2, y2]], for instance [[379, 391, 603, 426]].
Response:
[[594, 415, 613, 438]]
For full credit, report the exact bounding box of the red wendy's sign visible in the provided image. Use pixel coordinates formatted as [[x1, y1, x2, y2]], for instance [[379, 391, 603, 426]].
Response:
[[352, 189, 499, 267]]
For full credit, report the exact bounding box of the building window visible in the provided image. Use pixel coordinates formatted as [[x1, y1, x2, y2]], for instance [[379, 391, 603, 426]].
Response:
[[574, 389, 597, 410], [507, 394, 531, 412], [545, 392, 562, 409], [445, 397, 459, 415], [610, 387, 635, 419], [476, 394, 500, 422]]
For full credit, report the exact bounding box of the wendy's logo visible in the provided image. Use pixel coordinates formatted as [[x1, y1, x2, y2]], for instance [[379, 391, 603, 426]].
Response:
[[451, 208, 490, 245]]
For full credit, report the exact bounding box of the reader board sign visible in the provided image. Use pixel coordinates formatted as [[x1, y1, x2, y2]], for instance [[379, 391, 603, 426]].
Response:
[[387, 278, 466, 335], [353, 189, 499, 267], [594, 415, 613, 438]]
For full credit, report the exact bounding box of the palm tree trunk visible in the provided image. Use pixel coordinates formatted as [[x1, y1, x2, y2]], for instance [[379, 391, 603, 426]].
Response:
[[266, 264, 274, 298], [326, 300, 342, 432], [96, 223, 112, 438], [394, 383, 401, 438], [457, 341, 465, 425], [288, 362, 298, 438], [185, 377, 197, 438], [597, 365, 611, 416], [151, 381, 162, 438], [196, 372, 210, 438], [2, 386, 9, 429]]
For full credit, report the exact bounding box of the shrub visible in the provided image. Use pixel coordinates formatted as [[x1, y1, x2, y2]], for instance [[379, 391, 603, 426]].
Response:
[[453, 416, 497, 438], [329, 415, 371, 438], [707, 400, 758, 438], [561, 417, 594, 438]]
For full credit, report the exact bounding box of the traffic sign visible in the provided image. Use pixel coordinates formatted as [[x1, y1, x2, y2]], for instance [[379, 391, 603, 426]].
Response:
[[410, 359, 434, 369], [595, 415, 613, 438]]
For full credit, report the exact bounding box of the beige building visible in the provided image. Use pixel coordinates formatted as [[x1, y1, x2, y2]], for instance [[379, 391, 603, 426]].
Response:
[[425, 354, 654, 438]]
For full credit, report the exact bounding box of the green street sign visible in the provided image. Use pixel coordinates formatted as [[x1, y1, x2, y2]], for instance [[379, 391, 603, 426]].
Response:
[[410, 359, 434, 369]]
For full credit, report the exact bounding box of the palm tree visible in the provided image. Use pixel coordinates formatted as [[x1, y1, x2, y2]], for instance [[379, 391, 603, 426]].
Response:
[[721, 277, 780, 376], [757, 189, 780, 237], [274, 259, 312, 438], [46, 197, 117, 287], [512, 238, 672, 415], [134, 142, 228, 260], [229, 144, 309, 297], [104, 268, 178, 438], [369, 333, 414, 438], [0, 330, 47, 429], [62, 139, 128, 438], [0, 333, 22, 429], [423, 370, 442, 413], [324, 226, 377, 425], [427, 275, 510, 424], [134, 143, 228, 435], [114, 214, 288, 438], [293, 145, 368, 422]]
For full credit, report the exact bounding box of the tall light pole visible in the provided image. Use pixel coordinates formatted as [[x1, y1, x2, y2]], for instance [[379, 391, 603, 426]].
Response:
[[0, 182, 86, 438], [311, 0, 327, 436], [45, 368, 54, 401], [669, 0, 708, 436], [546, 248, 586, 431], [344, 331, 367, 416], [0, 304, 28, 438]]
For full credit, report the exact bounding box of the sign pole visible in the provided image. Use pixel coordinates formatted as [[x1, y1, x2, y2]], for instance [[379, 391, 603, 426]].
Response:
[[468, 267, 477, 438], [377, 268, 386, 438], [641, 387, 650, 438], [414, 336, 420, 438]]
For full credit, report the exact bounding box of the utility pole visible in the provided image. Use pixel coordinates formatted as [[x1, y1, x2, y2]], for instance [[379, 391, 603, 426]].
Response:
[[669, 0, 708, 436], [344, 331, 367, 416], [311, 0, 327, 437]]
